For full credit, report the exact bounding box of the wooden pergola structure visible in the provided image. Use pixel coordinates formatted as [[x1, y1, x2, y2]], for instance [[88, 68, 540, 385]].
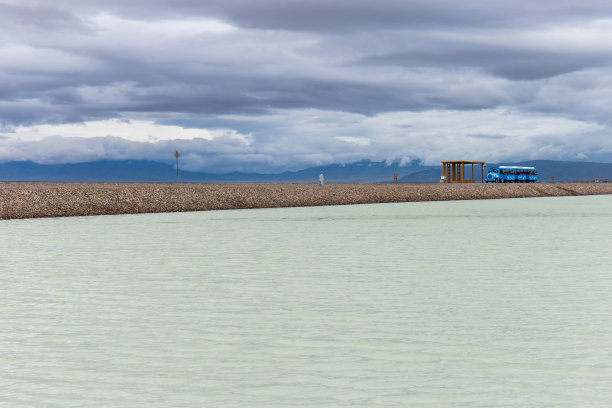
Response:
[[441, 161, 485, 183]]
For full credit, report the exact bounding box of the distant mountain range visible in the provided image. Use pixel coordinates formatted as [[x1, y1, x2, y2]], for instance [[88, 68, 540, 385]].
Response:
[[1, 159, 611, 183], [0, 159, 433, 183]]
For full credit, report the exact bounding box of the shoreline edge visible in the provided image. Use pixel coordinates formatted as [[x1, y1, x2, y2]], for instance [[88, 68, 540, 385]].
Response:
[[2, 182, 612, 220]]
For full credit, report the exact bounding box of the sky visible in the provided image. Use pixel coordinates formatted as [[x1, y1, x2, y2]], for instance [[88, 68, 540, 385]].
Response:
[[1, 0, 612, 173]]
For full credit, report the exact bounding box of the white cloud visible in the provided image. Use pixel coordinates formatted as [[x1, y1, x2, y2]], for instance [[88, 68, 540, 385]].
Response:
[[1, 119, 251, 143], [3, 108, 607, 172], [336, 136, 371, 146], [212, 108, 610, 166], [90, 12, 236, 36]]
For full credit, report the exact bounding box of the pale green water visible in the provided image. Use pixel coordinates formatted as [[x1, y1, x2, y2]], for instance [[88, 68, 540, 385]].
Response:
[[2, 196, 612, 407]]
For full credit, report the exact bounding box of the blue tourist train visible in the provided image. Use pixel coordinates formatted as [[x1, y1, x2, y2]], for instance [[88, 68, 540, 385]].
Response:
[[485, 166, 538, 183]]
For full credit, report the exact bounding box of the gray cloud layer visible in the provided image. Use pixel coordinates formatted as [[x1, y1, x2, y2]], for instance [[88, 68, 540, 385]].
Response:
[[1, 0, 612, 170]]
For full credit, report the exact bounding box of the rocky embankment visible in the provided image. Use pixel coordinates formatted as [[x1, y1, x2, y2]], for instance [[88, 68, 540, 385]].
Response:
[[2, 182, 612, 220]]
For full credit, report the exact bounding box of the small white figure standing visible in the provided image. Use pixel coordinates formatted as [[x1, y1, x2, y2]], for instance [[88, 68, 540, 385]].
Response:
[[319, 173, 325, 186]]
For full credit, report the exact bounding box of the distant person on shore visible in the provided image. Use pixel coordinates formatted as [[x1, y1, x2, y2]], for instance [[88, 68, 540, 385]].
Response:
[[319, 173, 325, 186]]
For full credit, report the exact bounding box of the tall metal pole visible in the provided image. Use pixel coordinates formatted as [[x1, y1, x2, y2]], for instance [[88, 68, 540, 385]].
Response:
[[174, 150, 180, 183]]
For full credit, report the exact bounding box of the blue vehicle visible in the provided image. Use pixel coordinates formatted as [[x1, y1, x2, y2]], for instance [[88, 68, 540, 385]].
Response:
[[485, 166, 538, 183]]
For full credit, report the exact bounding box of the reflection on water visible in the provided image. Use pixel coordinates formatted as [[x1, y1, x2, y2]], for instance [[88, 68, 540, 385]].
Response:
[[2, 196, 612, 407]]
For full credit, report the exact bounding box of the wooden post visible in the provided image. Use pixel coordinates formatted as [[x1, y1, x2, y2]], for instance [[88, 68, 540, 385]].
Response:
[[174, 150, 180, 184]]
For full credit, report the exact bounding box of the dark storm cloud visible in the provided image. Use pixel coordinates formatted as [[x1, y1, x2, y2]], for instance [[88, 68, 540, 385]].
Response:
[[49, 0, 612, 31], [210, 0, 612, 31], [0, 3, 87, 31], [361, 45, 612, 80], [3, 0, 612, 125], [2, 0, 612, 167]]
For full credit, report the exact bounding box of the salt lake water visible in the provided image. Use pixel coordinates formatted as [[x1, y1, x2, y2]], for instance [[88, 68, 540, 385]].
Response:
[[2, 195, 612, 407]]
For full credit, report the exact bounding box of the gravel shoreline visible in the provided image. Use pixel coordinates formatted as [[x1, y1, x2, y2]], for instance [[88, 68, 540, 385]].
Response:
[[2, 182, 612, 220]]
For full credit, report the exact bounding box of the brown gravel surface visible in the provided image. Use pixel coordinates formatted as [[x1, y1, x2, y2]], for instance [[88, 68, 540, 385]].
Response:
[[2, 182, 612, 220]]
